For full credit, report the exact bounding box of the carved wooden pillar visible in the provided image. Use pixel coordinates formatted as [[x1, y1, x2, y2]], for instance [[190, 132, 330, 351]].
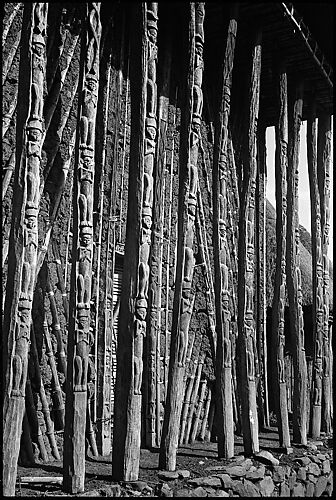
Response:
[[159, 3, 205, 471], [237, 29, 262, 456], [256, 124, 269, 429], [307, 97, 324, 439], [317, 113, 332, 433], [146, 28, 171, 449], [212, 5, 238, 460], [63, 4, 101, 494], [286, 80, 308, 445], [271, 61, 291, 450], [112, 3, 158, 481], [2, 4, 48, 496]]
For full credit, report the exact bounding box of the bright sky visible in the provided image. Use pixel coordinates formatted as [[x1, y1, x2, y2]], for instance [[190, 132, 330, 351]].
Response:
[[265, 120, 333, 262]]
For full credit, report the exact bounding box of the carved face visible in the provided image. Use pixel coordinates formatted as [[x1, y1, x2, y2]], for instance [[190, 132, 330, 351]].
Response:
[[77, 313, 89, 331], [148, 26, 157, 44], [33, 42, 44, 57], [82, 154, 94, 170], [27, 127, 41, 143], [25, 214, 37, 230], [86, 77, 97, 92], [143, 215, 152, 230], [80, 232, 92, 247]]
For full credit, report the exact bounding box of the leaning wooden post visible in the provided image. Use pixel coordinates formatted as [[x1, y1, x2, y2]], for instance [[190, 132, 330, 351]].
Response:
[[200, 385, 212, 441], [286, 79, 308, 445], [2, 5, 48, 495], [146, 29, 171, 449], [317, 113, 332, 434], [191, 378, 207, 443], [307, 97, 324, 439], [212, 5, 238, 460], [159, 3, 205, 471], [63, 4, 101, 494], [112, 4, 158, 481], [271, 60, 291, 450], [237, 29, 262, 456]]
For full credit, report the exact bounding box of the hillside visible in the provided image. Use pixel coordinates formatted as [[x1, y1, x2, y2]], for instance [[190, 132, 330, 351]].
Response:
[[266, 199, 333, 309]]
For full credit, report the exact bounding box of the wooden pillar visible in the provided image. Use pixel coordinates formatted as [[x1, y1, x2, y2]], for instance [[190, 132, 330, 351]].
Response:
[[271, 61, 291, 450], [307, 97, 324, 438], [212, 6, 238, 460], [2, 4, 48, 495], [146, 30, 172, 449], [159, 3, 205, 471], [286, 80, 307, 445], [237, 29, 262, 456], [63, 4, 101, 493], [317, 113, 332, 434], [112, 4, 158, 481], [256, 125, 269, 429]]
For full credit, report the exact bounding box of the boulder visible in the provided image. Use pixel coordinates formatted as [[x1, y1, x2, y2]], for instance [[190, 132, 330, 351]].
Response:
[[288, 471, 297, 490], [279, 482, 290, 497], [100, 485, 121, 497], [160, 483, 173, 497], [292, 482, 305, 496], [178, 470, 191, 479], [188, 476, 222, 488], [305, 480, 315, 497], [322, 460, 331, 474], [297, 467, 307, 481], [314, 476, 328, 497], [307, 462, 321, 476], [272, 466, 285, 483], [214, 474, 233, 490], [189, 486, 210, 497], [257, 476, 275, 497], [158, 471, 179, 481], [254, 450, 279, 466], [245, 465, 266, 481], [295, 456, 311, 466]]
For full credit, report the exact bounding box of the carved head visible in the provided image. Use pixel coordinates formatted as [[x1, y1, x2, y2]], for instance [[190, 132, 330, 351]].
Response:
[[25, 208, 38, 229], [136, 298, 147, 320], [33, 40, 45, 57], [80, 227, 92, 247], [86, 74, 98, 92], [77, 308, 90, 331]]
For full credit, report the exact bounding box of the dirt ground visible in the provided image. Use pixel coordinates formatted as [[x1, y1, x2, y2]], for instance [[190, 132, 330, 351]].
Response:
[[15, 427, 333, 496]]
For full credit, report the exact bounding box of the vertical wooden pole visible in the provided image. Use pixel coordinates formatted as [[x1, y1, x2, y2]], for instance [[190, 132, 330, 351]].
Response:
[[212, 5, 238, 460], [159, 3, 205, 471], [63, 4, 101, 493], [200, 386, 212, 441], [146, 31, 172, 448], [237, 29, 262, 456], [2, 5, 48, 495], [112, 4, 158, 481], [271, 61, 291, 450], [317, 113, 332, 434], [286, 80, 307, 445], [307, 97, 324, 439], [256, 124, 269, 429]]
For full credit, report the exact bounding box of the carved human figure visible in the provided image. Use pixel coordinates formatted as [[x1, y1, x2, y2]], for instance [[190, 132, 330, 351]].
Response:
[[74, 354, 89, 392], [183, 247, 194, 288], [177, 289, 191, 367]]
